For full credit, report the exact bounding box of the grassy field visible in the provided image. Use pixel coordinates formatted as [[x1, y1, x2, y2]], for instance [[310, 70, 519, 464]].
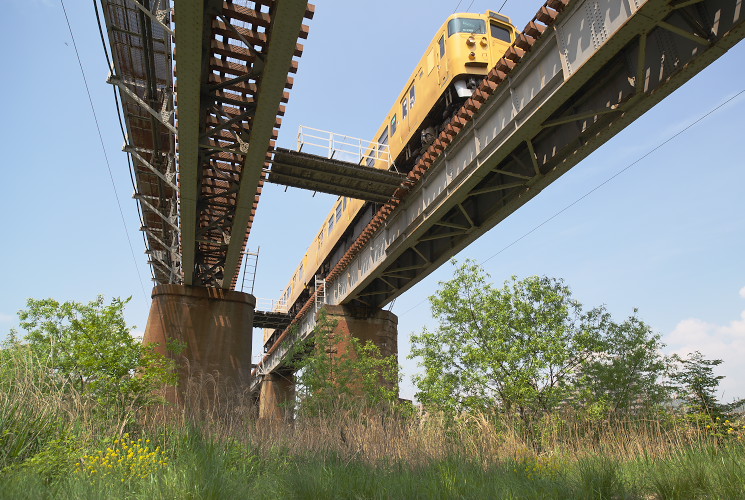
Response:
[[2, 353, 744, 499]]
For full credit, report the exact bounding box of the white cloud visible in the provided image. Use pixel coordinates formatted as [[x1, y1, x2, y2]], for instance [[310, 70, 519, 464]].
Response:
[[131, 329, 145, 342], [664, 289, 745, 402]]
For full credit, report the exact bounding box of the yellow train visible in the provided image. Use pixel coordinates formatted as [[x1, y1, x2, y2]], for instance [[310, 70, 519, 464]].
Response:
[[269, 11, 517, 343]]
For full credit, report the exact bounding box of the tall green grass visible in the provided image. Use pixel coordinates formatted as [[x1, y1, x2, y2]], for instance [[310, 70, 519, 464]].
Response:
[[1, 350, 743, 499]]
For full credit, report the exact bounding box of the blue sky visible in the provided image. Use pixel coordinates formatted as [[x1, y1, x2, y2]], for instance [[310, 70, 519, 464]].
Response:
[[1, 1, 743, 402]]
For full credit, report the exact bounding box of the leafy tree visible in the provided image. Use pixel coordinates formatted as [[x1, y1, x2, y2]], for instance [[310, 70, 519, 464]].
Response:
[[11, 296, 177, 409], [410, 260, 606, 422], [669, 351, 743, 419], [575, 311, 671, 414], [288, 311, 399, 414]]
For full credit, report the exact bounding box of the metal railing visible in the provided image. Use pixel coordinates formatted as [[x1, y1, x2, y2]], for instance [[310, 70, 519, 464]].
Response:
[[297, 125, 391, 168], [254, 297, 288, 313]]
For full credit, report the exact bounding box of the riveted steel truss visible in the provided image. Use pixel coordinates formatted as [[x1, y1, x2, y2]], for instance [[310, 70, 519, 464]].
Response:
[[100, 0, 180, 285]]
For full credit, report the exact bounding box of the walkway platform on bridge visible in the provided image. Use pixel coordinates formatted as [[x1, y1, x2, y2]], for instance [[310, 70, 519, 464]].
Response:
[[253, 310, 293, 331], [268, 148, 407, 203]]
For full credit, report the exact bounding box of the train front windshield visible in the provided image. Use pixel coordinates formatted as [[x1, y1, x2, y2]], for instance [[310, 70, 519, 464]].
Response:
[[447, 18, 486, 37]]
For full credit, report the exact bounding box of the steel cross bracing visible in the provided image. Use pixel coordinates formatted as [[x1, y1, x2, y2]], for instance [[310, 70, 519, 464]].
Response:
[[251, 0, 745, 387], [100, 0, 180, 285], [175, 0, 314, 288]]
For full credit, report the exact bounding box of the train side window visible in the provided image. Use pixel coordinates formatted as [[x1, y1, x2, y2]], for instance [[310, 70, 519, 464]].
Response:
[[378, 128, 389, 163], [401, 97, 408, 120], [390, 114, 397, 135], [343, 196, 347, 210], [335, 203, 343, 222], [409, 86, 416, 109], [490, 23, 512, 42], [328, 215, 334, 233], [438, 35, 445, 58]]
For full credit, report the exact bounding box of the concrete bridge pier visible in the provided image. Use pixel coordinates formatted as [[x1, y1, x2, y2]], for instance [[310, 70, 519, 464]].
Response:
[[255, 304, 399, 419], [142, 284, 255, 404], [321, 304, 399, 366], [258, 369, 295, 420]]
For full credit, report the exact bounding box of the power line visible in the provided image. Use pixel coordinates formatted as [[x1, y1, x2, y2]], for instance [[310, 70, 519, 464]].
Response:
[[60, 0, 148, 301], [452, 0, 464, 14], [397, 89, 745, 316], [498, 0, 508, 13]]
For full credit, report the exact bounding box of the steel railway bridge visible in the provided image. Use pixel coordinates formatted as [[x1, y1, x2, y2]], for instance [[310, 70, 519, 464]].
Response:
[[99, 0, 745, 415]]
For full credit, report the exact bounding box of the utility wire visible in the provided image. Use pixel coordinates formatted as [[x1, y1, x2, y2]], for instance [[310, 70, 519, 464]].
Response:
[[398, 88, 745, 316], [60, 0, 148, 301], [497, 0, 508, 13], [452, 0, 464, 14]]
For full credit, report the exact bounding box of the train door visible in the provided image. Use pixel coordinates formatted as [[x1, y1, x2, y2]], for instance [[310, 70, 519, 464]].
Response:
[[437, 32, 448, 87]]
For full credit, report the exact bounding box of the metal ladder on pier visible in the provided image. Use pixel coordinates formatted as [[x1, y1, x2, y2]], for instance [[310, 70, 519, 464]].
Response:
[[314, 275, 326, 316], [240, 247, 260, 294]]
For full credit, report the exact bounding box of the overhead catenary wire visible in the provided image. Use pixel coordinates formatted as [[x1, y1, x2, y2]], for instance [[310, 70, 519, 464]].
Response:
[[60, 0, 148, 301], [461, 0, 507, 13], [396, 88, 745, 316]]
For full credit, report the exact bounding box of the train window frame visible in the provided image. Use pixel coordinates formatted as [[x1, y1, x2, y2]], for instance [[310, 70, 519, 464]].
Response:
[[328, 215, 334, 234], [490, 22, 512, 42], [335, 203, 343, 222], [447, 18, 486, 37], [343, 196, 347, 210], [409, 85, 416, 109], [390, 114, 397, 135], [378, 127, 389, 162], [401, 97, 408, 120], [438, 35, 445, 58]]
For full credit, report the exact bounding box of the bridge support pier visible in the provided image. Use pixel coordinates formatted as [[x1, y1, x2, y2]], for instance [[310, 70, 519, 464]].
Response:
[[258, 370, 295, 420], [322, 304, 399, 391], [142, 284, 255, 404]]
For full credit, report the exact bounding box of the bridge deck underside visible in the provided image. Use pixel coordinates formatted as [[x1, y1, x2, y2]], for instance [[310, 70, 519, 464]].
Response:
[[269, 148, 408, 203], [101, 0, 178, 284], [253, 310, 292, 331], [175, 0, 313, 289]]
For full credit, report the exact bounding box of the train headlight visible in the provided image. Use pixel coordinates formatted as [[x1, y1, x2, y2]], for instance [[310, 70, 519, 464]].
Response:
[[480, 36, 488, 47], [466, 35, 476, 46]]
